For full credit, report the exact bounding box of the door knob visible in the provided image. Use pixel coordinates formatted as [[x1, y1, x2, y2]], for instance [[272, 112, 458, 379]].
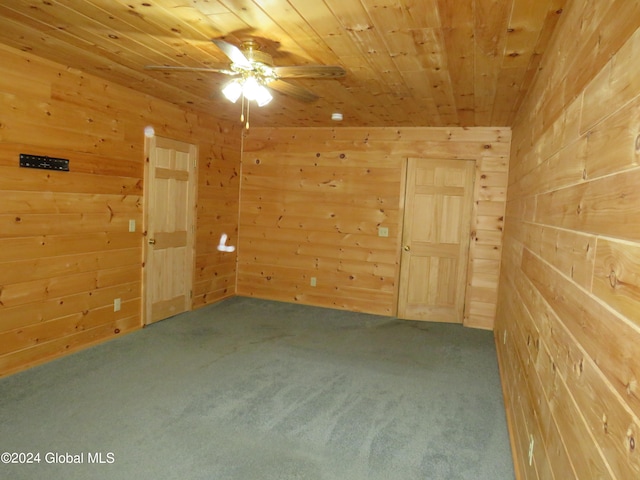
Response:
[[148, 238, 156, 245], [403, 245, 410, 251]]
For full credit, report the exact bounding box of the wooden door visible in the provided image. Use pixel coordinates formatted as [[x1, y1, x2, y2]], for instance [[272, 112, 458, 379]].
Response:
[[143, 136, 197, 324], [397, 158, 475, 323]]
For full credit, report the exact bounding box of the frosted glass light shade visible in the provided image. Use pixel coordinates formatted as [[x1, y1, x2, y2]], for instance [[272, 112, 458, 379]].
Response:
[[255, 85, 273, 107], [242, 77, 260, 101], [222, 80, 242, 103]]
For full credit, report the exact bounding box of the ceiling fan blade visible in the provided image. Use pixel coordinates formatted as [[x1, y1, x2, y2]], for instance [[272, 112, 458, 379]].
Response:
[[145, 65, 237, 75], [212, 39, 251, 68], [268, 80, 319, 103], [274, 65, 346, 79]]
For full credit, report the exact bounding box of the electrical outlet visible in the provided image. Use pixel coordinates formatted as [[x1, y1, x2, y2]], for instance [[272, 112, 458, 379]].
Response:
[[528, 435, 534, 466], [310, 277, 317, 287], [128, 219, 136, 232], [114, 298, 121, 312], [378, 226, 389, 237]]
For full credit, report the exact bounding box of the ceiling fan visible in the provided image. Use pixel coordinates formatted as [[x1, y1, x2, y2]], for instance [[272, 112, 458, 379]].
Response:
[[145, 39, 346, 104]]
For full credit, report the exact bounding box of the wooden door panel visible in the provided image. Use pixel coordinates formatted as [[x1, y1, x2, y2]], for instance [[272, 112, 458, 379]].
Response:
[[441, 196, 463, 242], [411, 194, 436, 241], [398, 158, 475, 323], [154, 231, 188, 248], [405, 257, 458, 305], [151, 296, 187, 323], [406, 256, 431, 304]]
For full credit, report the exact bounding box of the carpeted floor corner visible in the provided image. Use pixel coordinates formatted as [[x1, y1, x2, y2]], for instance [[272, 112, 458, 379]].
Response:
[[0, 297, 515, 479]]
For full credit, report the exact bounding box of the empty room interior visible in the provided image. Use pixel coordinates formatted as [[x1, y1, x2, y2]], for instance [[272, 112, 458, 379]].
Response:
[[1, 1, 639, 479]]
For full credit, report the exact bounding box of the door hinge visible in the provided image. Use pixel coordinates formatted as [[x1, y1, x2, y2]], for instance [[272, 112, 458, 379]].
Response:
[[190, 290, 193, 299]]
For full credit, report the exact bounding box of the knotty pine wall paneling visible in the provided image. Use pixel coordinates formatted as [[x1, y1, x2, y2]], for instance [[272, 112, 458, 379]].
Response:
[[495, 3, 640, 479], [193, 117, 242, 308], [0, 44, 241, 377], [239, 127, 510, 328]]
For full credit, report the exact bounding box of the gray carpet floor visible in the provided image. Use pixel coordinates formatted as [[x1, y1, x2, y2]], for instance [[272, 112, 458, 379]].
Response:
[[0, 297, 514, 480]]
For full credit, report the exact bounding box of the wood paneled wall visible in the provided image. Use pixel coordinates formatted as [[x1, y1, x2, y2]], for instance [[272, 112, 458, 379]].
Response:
[[193, 119, 242, 308], [495, 3, 640, 479], [239, 127, 510, 328], [0, 44, 241, 377]]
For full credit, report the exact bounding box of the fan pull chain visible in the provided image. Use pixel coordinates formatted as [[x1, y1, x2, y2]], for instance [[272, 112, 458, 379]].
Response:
[[238, 93, 251, 130], [245, 98, 250, 129]]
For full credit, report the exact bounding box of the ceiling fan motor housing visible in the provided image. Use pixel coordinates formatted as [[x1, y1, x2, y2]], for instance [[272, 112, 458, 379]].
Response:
[[240, 40, 274, 67]]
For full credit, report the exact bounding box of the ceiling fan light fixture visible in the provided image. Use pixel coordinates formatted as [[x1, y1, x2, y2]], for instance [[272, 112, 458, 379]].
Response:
[[222, 80, 242, 103]]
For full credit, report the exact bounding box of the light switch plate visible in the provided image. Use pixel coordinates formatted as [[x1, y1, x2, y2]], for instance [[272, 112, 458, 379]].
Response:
[[129, 219, 136, 232], [378, 227, 389, 237]]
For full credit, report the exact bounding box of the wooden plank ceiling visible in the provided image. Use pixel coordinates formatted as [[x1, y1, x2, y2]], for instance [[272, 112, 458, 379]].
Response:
[[0, 0, 566, 128]]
